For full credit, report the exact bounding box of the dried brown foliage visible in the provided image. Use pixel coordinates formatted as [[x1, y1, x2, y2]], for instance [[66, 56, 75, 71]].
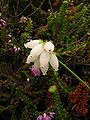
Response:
[[68, 82, 89, 116]]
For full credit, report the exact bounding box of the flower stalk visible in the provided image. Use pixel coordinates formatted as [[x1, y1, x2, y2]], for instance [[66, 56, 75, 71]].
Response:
[[58, 60, 90, 90]]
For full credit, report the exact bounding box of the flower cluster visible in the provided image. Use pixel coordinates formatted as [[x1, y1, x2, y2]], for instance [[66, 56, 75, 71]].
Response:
[[13, 45, 20, 53], [19, 16, 27, 23], [24, 40, 59, 75], [37, 112, 55, 120], [8, 44, 20, 54], [31, 65, 41, 77], [0, 19, 6, 29], [68, 82, 89, 116]]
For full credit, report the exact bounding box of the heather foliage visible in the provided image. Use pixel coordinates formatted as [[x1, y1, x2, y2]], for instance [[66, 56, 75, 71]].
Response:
[[0, 0, 90, 120]]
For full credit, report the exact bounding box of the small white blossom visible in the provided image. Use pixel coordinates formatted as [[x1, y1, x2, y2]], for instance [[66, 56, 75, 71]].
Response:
[[24, 40, 40, 49], [44, 42, 54, 53], [49, 53, 59, 71], [40, 63, 49, 75], [30, 44, 44, 59], [19, 16, 27, 23], [34, 58, 40, 70], [40, 50, 50, 67], [26, 54, 38, 64]]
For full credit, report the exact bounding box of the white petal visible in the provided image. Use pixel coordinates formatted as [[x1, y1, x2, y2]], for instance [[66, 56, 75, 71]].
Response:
[[24, 40, 40, 48], [30, 44, 44, 58], [50, 54, 59, 71], [40, 50, 50, 67], [40, 64, 49, 75], [44, 42, 54, 53], [26, 54, 38, 64], [34, 58, 40, 69]]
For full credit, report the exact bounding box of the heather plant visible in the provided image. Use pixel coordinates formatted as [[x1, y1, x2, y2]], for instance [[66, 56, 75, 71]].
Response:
[[0, 0, 90, 120]]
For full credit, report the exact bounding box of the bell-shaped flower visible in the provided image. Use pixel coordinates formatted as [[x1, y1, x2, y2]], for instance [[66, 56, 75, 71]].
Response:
[[31, 65, 41, 77], [24, 40, 40, 49], [49, 112, 55, 118], [40, 63, 49, 75], [46, 116, 51, 120], [49, 53, 59, 71], [40, 50, 50, 68], [36, 112, 55, 120], [26, 53, 38, 64], [43, 113, 47, 120], [30, 44, 44, 59], [34, 58, 40, 70], [44, 42, 54, 53], [36, 115, 43, 120]]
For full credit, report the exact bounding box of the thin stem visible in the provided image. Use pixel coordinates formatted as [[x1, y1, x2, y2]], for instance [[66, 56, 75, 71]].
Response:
[[58, 60, 90, 90], [27, 0, 45, 17]]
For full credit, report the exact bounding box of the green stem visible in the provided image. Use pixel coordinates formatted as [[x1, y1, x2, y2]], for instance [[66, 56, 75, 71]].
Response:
[[58, 60, 90, 90]]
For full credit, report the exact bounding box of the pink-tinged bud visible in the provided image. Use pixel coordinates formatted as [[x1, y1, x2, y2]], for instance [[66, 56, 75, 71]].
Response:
[[46, 116, 51, 120], [36, 115, 43, 120], [2, 22, 6, 27], [49, 112, 55, 118], [43, 113, 47, 120], [13, 45, 17, 49], [0, 24, 1, 29], [17, 47, 20, 52], [14, 48, 18, 53], [31, 65, 41, 77], [1, 19, 6, 26]]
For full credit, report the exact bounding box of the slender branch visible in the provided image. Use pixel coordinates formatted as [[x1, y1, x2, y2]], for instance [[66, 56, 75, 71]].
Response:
[[17, 0, 32, 17], [7, 0, 31, 18], [58, 60, 90, 90], [26, 0, 45, 17], [48, 0, 53, 12], [15, 0, 19, 16]]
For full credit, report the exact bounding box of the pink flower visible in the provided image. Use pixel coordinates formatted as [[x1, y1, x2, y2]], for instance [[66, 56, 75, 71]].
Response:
[[31, 65, 41, 77], [0, 19, 6, 27], [0, 24, 1, 29], [36, 112, 55, 120], [49, 112, 55, 118], [43, 113, 46, 120], [36, 115, 43, 120], [13, 45, 20, 53]]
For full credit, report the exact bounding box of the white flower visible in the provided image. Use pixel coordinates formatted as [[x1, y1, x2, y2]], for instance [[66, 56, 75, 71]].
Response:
[[24, 40, 40, 49], [26, 54, 38, 64], [49, 53, 59, 71], [40, 63, 49, 75], [44, 42, 54, 53], [25, 40, 59, 75], [30, 44, 44, 59], [34, 58, 40, 70], [40, 50, 50, 67]]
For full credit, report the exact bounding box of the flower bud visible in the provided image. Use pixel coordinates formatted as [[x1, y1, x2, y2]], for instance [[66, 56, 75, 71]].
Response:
[[40, 50, 50, 67], [40, 64, 49, 75], [24, 40, 40, 49], [49, 53, 59, 71], [30, 44, 44, 58], [44, 42, 54, 53]]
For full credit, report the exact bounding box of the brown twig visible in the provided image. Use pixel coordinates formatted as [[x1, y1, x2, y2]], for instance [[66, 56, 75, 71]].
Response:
[[26, 0, 45, 18]]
